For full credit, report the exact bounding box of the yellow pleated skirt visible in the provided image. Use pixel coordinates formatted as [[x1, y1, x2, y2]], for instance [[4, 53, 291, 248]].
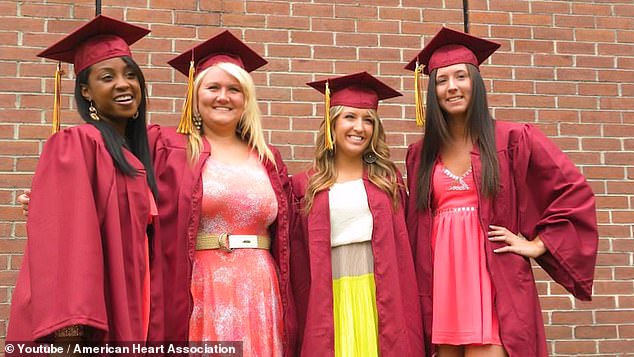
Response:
[[332, 241, 379, 357]]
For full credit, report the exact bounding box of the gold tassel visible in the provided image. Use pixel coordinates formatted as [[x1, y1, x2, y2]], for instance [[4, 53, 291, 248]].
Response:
[[177, 60, 196, 134], [414, 61, 425, 128], [324, 81, 334, 150], [51, 62, 62, 134]]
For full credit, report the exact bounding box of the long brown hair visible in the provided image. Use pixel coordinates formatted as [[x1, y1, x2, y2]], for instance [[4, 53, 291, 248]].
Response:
[[415, 64, 499, 210], [303, 105, 401, 212]]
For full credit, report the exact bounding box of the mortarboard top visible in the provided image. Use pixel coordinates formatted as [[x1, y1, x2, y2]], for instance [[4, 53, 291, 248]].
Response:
[[168, 30, 267, 76], [404, 26, 501, 75], [38, 15, 150, 75], [307, 71, 402, 110]]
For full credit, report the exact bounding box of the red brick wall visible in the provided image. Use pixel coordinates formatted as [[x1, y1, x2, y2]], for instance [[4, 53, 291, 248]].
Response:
[[1, 0, 633, 355]]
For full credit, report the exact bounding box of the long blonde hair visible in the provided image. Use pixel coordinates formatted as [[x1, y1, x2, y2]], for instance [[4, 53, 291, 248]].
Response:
[[303, 105, 401, 212], [185, 62, 274, 165]]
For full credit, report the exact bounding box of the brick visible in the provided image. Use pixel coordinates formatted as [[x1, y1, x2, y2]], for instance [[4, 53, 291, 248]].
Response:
[[513, 14, 553, 26], [267, 45, 311, 58], [577, 55, 615, 69], [531, 1, 571, 14], [401, 21, 440, 36], [222, 14, 266, 28], [334, 4, 377, 19], [555, 15, 596, 29], [291, 31, 332, 45], [314, 46, 356, 60], [490, 53, 532, 66], [268, 15, 309, 30], [311, 18, 355, 32], [357, 19, 400, 34], [554, 341, 597, 354], [178, 12, 222, 26], [557, 41, 596, 55], [516, 95, 554, 108], [493, 108, 535, 122], [270, 130, 314, 145], [379, 34, 421, 49], [619, 324, 634, 338], [467, 13, 509, 27], [245, 29, 289, 44], [422, 10, 464, 24], [575, 28, 617, 42], [552, 311, 594, 325], [336, 33, 378, 47], [594, 281, 634, 295], [492, 80, 533, 94], [599, 340, 634, 354], [359, 48, 400, 61], [379, 7, 420, 21], [149, 0, 196, 10], [596, 16, 634, 30], [247, 1, 289, 15], [515, 40, 555, 53], [292, 3, 333, 17], [290, 59, 332, 74]]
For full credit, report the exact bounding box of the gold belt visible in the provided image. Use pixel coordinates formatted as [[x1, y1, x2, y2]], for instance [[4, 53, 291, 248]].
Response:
[[196, 233, 271, 252]]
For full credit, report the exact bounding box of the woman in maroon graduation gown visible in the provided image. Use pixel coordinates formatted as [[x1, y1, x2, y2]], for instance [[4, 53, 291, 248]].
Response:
[[147, 31, 295, 356], [290, 72, 424, 356], [404, 27, 598, 357], [8, 16, 163, 344]]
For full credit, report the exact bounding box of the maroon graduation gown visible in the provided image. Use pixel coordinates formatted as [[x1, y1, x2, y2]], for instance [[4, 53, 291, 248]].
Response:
[[8, 124, 165, 342], [406, 120, 598, 357], [290, 171, 424, 357], [147, 125, 296, 355]]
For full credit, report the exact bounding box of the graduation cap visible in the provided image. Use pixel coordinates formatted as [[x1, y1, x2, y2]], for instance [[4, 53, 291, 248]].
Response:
[[37, 15, 150, 133], [306, 71, 402, 150], [167, 30, 267, 135], [404, 27, 501, 127]]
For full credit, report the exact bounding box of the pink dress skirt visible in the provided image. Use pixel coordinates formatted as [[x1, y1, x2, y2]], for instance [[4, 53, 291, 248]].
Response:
[[189, 154, 283, 356], [430, 160, 501, 346]]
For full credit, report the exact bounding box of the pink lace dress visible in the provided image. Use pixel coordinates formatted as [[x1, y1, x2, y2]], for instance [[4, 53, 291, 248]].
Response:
[[430, 160, 501, 346], [189, 152, 283, 356]]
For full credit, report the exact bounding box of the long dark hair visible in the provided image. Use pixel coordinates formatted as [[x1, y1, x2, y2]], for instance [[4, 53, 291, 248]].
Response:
[[415, 64, 498, 210], [74, 56, 158, 199]]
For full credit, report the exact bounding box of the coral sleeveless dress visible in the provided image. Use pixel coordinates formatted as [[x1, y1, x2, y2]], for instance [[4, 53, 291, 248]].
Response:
[[431, 160, 501, 346], [189, 153, 283, 356]]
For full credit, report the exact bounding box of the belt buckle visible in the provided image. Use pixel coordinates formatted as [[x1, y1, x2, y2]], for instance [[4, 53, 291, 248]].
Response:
[[218, 233, 232, 253]]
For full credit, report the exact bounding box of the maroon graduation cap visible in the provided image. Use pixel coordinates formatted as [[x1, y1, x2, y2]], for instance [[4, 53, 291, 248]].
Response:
[[404, 26, 500, 127], [405, 26, 501, 75], [168, 30, 267, 76], [38, 15, 150, 75], [167, 30, 267, 134], [37, 15, 150, 133], [307, 71, 402, 149]]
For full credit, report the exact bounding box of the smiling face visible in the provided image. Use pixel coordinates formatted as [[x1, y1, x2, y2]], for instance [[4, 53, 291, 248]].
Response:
[[195, 65, 245, 134], [332, 106, 375, 161], [435, 62, 472, 122], [80, 57, 142, 122]]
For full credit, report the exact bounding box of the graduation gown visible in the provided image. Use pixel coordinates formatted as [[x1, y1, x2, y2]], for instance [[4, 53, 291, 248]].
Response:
[[406, 120, 598, 357], [8, 124, 165, 342], [147, 125, 297, 355], [290, 171, 424, 357]]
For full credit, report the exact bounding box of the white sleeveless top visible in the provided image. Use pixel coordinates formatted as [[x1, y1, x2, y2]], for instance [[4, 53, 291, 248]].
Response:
[[328, 179, 373, 247]]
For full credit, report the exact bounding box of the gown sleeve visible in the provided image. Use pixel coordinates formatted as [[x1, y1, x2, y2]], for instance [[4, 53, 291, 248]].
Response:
[[511, 124, 598, 301], [26, 128, 114, 339]]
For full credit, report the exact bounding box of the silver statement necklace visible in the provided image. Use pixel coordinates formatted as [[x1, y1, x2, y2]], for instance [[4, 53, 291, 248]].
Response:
[[442, 166, 472, 191]]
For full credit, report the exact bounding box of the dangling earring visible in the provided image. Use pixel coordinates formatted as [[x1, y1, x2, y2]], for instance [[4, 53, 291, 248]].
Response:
[[193, 113, 202, 131], [132, 111, 139, 120], [88, 101, 100, 121], [362, 151, 377, 164]]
